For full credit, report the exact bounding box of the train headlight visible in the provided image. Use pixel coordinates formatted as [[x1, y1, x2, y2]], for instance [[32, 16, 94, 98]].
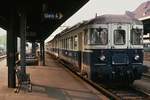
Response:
[[134, 55, 140, 61], [100, 55, 106, 61]]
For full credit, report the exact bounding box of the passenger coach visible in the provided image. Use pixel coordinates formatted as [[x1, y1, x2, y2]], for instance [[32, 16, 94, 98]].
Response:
[[47, 14, 144, 85]]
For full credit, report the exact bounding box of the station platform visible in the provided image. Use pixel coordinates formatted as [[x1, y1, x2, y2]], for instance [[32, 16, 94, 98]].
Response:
[[0, 54, 108, 100]]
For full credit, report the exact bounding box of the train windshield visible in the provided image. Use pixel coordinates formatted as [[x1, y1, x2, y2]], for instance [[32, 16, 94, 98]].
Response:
[[131, 28, 142, 45], [90, 28, 108, 45], [114, 29, 126, 45]]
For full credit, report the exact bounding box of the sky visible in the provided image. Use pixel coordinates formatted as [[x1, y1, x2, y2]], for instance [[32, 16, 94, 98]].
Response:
[[45, 0, 149, 42]]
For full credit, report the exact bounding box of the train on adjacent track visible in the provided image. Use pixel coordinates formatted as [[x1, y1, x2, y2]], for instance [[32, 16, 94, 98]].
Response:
[[46, 14, 144, 85]]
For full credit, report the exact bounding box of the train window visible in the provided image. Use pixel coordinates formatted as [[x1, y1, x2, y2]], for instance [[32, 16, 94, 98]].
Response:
[[68, 38, 70, 49], [61, 40, 62, 48], [90, 28, 108, 45], [64, 39, 66, 49], [63, 40, 64, 48], [84, 29, 88, 45], [61, 40, 63, 48], [59, 41, 60, 48], [114, 29, 126, 45], [66, 38, 68, 49], [63, 39, 65, 49], [71, 37, 73, 49], [131, 29, 142, 45], [74, 36, 78, 50], [69, 38, 72, 50], [65, 39, 67, 49]]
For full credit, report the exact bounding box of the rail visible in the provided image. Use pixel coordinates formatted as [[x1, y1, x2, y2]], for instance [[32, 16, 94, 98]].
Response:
[[57, 58, 150, 100], [48, 53, 150, 99], [143, 73, 150, 79], [0, 54, 20, 63], [0, 55, 6, 59]]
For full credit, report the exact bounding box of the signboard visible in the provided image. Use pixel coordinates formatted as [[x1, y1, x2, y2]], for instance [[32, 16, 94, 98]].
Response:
[[44, 12, 63, 20]]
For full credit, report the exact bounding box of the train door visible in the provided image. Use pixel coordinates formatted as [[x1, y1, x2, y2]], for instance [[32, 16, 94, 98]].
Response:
[[78, 31, 83, 71], [73, 35, 80, 71], [81, 28, 90, 76], [110, 24, 129, 49]]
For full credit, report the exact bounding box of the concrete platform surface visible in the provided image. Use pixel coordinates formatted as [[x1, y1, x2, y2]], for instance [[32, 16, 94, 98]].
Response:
[[0, 54, 108, 100]]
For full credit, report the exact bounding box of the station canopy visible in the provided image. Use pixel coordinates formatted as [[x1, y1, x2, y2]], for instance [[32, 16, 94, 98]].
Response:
[[126, 1, 150, 34], [0, 0, 89, 42]]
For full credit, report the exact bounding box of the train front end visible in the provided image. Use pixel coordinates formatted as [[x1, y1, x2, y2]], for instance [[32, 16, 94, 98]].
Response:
[[83, 15, 144, 84]]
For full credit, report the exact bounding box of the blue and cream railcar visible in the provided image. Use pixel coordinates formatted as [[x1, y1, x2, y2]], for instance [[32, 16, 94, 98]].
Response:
[[56, 24, 86, 72], [48, 14, 144, 84], [47, 35, 59, 57], [82, 15, 143, 84]]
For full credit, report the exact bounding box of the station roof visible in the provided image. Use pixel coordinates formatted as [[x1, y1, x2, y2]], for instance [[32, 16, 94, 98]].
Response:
[[126, 1, 150, 34], [0, 0, 89, 42]]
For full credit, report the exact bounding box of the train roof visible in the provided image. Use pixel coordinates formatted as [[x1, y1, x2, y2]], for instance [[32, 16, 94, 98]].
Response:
[[52, 14, 143, 40], [89, 14, 143, 24], [61, 14, 142, 33]]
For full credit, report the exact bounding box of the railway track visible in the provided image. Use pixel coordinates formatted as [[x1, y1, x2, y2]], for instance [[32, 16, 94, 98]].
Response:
[[108, 86, 149, 100], [55, 57, 150, 100], [0, 55, 6, 60], [143, 73, 150, 79]]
